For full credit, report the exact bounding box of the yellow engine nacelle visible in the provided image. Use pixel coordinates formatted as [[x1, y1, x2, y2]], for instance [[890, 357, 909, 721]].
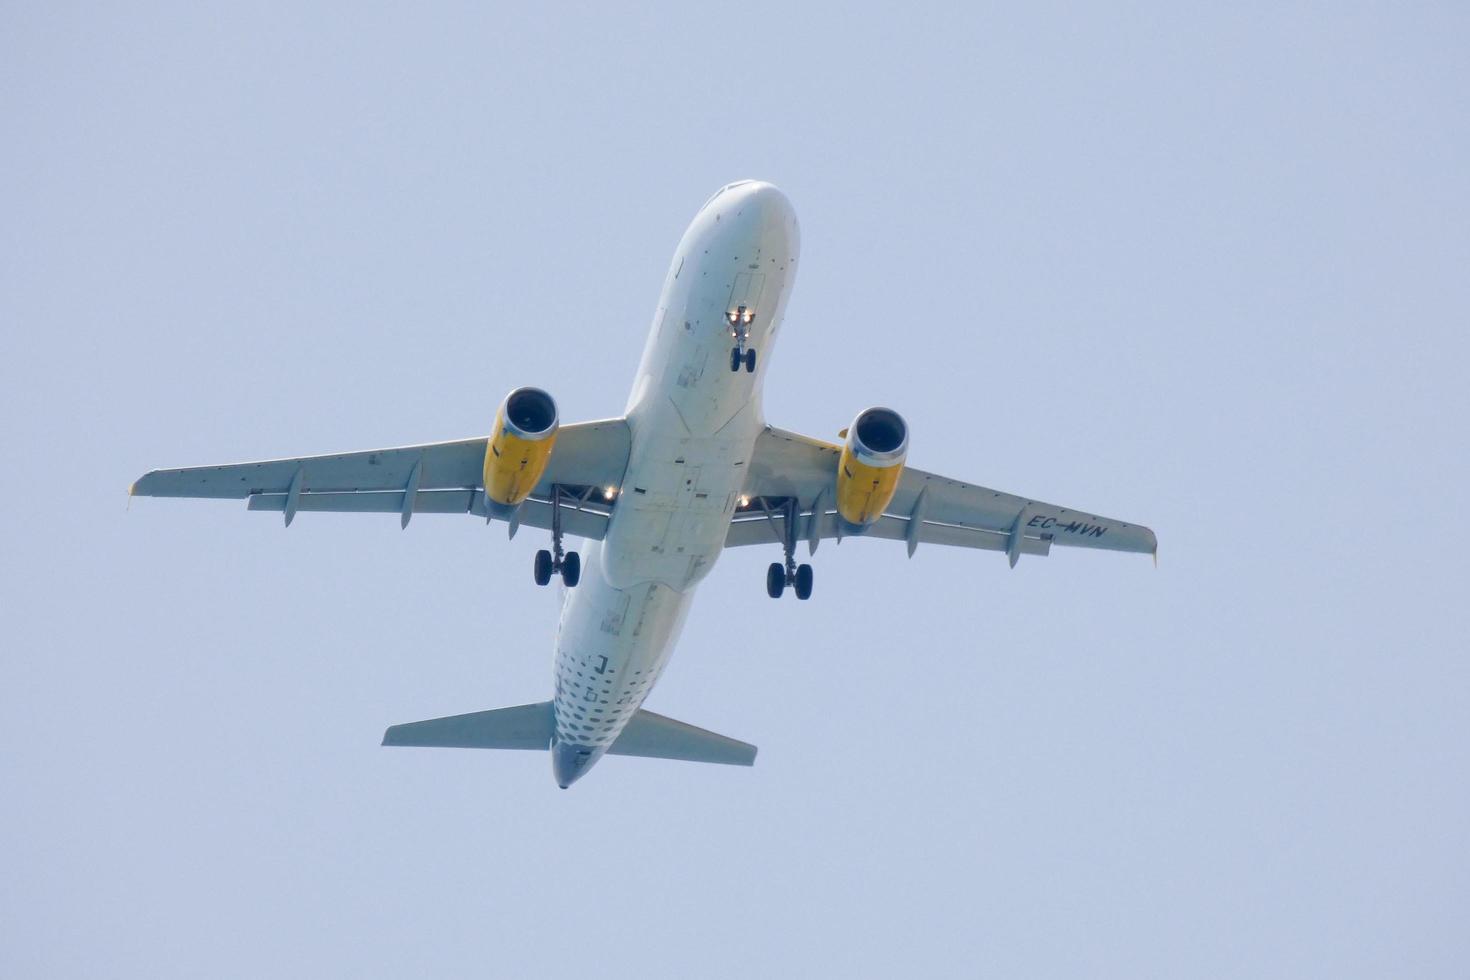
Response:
[[483, 387, 559, 511], [836, 407, 909, 527]]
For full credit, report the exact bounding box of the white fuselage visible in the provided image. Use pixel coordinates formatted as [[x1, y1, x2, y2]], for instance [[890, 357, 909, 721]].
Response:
[[550, 181, 800, 786]]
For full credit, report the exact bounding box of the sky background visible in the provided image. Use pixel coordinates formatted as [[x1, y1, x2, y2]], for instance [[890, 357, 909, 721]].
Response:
[[3, 4, 1468, 977]]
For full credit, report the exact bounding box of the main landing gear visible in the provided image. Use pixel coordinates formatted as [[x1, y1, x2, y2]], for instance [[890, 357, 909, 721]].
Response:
[[761, 497, 813, 600], [728, 306, 757, 373], [766, 561, 812, 600], [534, 485, 581, 587]]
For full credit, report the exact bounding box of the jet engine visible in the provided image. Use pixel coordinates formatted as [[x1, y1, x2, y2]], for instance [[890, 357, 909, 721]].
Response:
[[483, 386, 559, 513], [836, 407, 908, 527]]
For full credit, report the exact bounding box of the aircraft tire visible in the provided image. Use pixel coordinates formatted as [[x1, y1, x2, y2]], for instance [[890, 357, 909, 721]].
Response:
[[562, 551, 581, 588], [745, 349, 757, 373], [534, 549, 553, 586], [794, 563, 813, 600], [766, 562, 786, 598], [731, 348, 742, 372]]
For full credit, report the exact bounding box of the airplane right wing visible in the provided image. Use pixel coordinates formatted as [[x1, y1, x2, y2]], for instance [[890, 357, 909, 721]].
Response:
[[730, 426, 1156, 565]]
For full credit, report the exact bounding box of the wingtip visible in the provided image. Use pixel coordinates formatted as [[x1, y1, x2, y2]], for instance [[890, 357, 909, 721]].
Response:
[[127, 475, 149, 509]]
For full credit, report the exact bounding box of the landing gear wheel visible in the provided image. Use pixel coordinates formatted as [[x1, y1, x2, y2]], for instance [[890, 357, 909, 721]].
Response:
[[766, 562, 786, 598], [731, 347, 742, 372], [561, 550, 581, 588], [534, 549, 553, 586], [794, 563, 814, 600], [744, 349, 757, 373]]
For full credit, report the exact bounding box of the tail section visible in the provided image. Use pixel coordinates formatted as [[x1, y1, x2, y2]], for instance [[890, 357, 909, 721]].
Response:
[[382, 702, 757, 777], [382, 701, 553, 750], [607, 709, 757, 766]]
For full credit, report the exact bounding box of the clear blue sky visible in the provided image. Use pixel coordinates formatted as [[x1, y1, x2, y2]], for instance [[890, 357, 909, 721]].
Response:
[[4, 4, 1467, 977]]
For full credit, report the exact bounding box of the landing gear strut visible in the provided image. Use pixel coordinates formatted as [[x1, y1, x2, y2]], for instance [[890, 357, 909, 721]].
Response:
[[761, 497, 813, 600], [534, 485, 581, 587], [728, 306, 757, 373]]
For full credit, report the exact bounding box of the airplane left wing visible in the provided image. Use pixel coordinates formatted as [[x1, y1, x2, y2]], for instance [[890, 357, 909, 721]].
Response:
[[731, 426, 1156, 565], [132, 418, 632, 537]]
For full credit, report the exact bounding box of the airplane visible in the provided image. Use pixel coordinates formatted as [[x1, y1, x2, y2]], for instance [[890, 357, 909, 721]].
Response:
[[133, 180, 1157, 788]]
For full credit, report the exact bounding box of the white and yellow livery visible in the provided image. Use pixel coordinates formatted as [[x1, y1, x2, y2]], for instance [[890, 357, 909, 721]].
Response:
[[133, 181, 1157, 788]]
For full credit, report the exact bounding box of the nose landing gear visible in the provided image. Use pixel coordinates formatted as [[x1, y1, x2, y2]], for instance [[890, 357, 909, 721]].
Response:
[[727, 306, 757, 373], [534, 485, 581, 587]]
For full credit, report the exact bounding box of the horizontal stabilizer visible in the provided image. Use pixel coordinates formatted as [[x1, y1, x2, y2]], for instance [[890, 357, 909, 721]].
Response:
[[382, 702, 756, 767], [607, 709, 757, 766], [382, 702, 553, 750]]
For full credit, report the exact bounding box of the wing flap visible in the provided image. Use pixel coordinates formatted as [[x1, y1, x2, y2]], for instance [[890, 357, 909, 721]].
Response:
[[246, 489, 613, 539], [725, 510, 1052, 556], [248, 489, 476, 514]]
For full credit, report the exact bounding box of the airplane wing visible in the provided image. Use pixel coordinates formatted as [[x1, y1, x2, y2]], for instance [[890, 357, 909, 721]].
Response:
[[729, 426, 1156, 565], [132, 418, 632, 538]]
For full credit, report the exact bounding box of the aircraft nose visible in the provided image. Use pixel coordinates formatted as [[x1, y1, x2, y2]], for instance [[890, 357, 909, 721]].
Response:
[[729, 180, 795, 225], [551, 740, 600, 789], [715, 180, 799, 253]]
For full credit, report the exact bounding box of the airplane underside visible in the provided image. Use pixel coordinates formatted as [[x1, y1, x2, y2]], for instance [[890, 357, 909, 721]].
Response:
[[133, 180, 1156, 788]]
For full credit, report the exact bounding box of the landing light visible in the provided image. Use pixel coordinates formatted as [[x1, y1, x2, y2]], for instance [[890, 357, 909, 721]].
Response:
[[604, 486, 617, 500], [739, 495, 750, 507]]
